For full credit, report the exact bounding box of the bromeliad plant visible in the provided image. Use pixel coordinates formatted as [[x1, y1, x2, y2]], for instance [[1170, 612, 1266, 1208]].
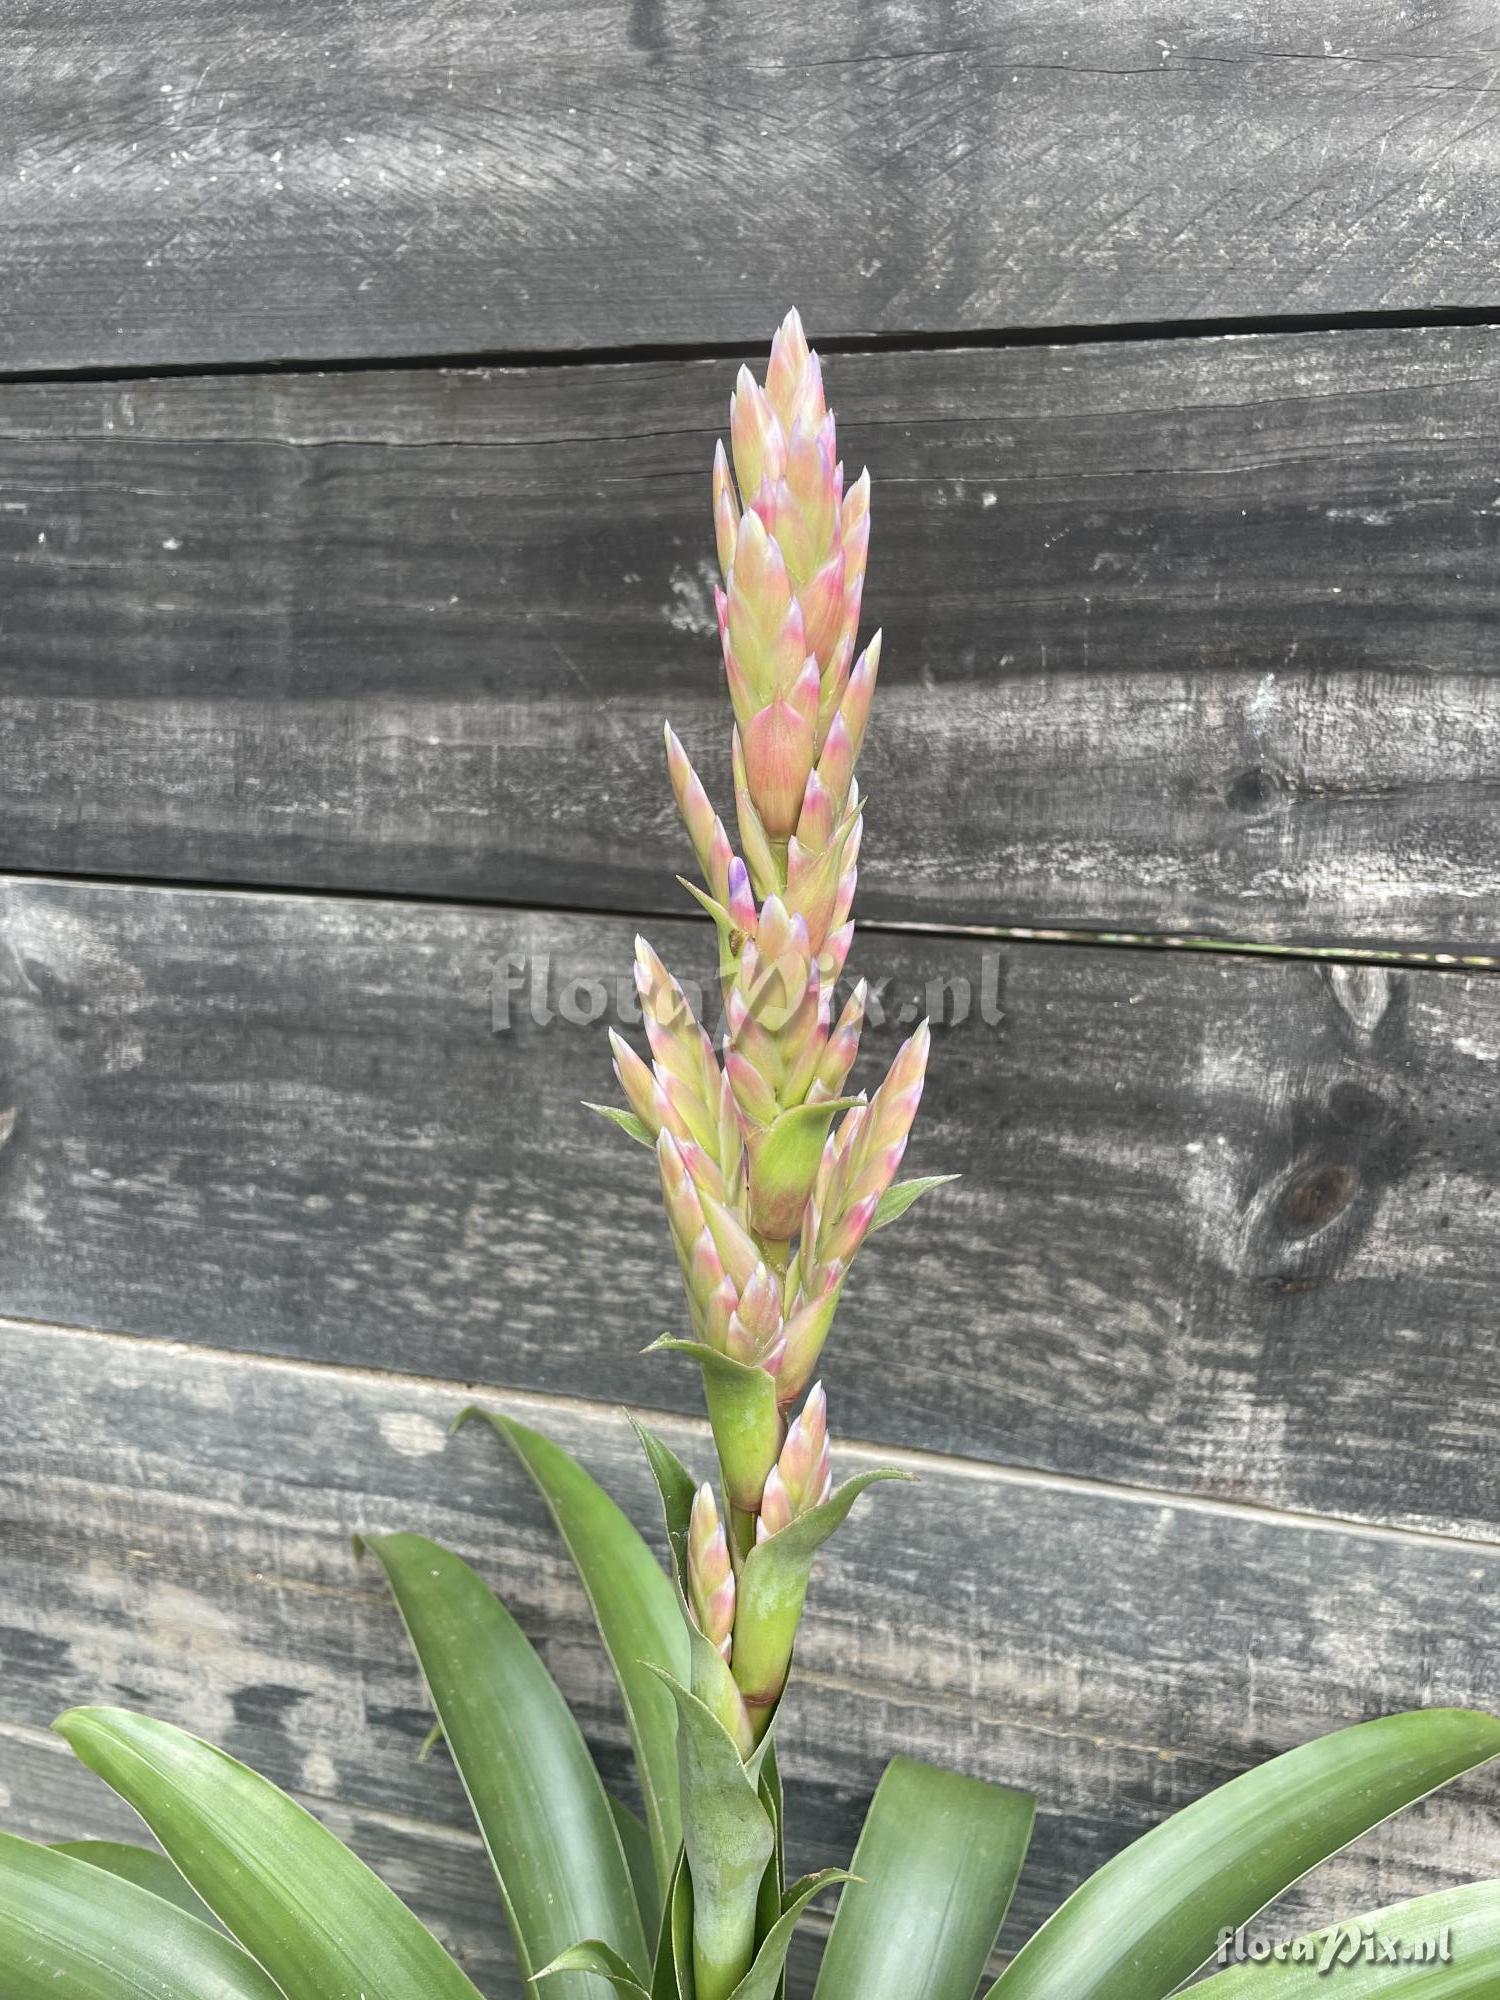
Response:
[[5, 313, 1500, 2000]]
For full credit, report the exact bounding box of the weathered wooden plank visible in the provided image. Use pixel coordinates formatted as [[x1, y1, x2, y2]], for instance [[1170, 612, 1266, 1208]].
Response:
[[2, 876, 1499, 1535], [4, 329, 1500, 947], [8, 5, 1500, 369], [3, 1323, 1497, 1965], [0, 1724, 528, 1999]]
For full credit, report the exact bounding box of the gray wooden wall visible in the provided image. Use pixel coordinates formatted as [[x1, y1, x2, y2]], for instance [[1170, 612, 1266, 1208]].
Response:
[[4, 4, 1500, 1990]]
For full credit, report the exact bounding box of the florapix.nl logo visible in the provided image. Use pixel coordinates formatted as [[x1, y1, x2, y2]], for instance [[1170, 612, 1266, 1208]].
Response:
[[1217, 1922, 1454, 1976]]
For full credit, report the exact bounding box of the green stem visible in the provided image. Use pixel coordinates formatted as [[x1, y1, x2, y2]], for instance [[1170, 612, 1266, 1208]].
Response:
[[729, 1503, 757, 1563], [691, 1885, 758, 2000]]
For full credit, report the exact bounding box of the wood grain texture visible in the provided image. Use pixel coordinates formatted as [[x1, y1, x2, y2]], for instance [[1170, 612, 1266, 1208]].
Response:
[[9, 3, 1500, 369], [4, 327, 1500, 947], [4, 1322, 1498, 1970], [2, 875, 1499, 1536]]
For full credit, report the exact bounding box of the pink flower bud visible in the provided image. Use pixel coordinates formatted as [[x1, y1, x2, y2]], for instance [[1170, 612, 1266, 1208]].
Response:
[[712, 439, 739, 579], [741, 695, 817, 839], [730, 373, 787, 520], [756, 1382, 833, 1540], [688, 1484, 736, 1661]]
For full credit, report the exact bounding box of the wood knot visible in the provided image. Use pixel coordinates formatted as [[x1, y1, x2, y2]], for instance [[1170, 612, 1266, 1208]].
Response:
[[1226, 764, 1284, 816], [1278, 1161, 1359, 1240]]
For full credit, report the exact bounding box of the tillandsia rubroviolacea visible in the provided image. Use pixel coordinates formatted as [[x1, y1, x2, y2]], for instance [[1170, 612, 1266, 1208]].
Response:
[[7, 313, 1500, 2000]]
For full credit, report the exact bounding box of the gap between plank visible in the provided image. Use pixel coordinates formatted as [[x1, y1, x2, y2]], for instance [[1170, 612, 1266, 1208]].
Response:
[[4, 302, 1500, 387], [6, 1312, 1497, 1560], [1, 866, 1492, 975]]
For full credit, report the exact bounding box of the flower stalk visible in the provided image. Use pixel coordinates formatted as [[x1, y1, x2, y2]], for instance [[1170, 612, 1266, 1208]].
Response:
[[606, 308, 948, 1994]]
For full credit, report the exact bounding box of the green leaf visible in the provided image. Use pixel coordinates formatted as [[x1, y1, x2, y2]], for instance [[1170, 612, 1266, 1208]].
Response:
[[730, 1869, 852, 2000], [813, 1755, 1034, 2000], [535, 1941, 653, 1998], [732, 1469, 911, 1709], [870, 1175, 960, 1233], [652, 1851, 695, 2000], [463, 1408, 687, 1896], [610, 1795, 663, 1946], [584, 1103, 655, 1148], [1192, 1879, 1500, 1994], [0, 1831, 282, 2000], [51, 1837, 218, 1924], [646, 1666, 776, 2000], [987, 1707, 1500, 2000], [753, 1744, 786, 1965], [360, 1532, 649, 1995], [54, 1706, 485, 2000]]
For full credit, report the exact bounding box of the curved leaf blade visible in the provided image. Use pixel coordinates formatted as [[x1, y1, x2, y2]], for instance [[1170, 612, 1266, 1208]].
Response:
[[730, 1869, 852, 2000], [870, 1175, 960, 1233], [463, 1408, 687, 1897], [814, 1754, 1035, 2000], [1193, 1879, 1500, 1995], [56, 1706, 487, 2000], [51, 1837, 218, 1924], [361, 1531, 648, 1994], [0, 1831, 282, 2000], [988, 1708, 1500, 2000], [536, 1941, 653, 1998]]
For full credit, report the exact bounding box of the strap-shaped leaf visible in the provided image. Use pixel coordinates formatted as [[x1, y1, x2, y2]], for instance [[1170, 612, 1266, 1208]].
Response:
[[1192, 1879, 1500, 1995], [988, 1708, 1500, 2000], [610, 1795, 663, 1945], [51, 1837, 218, 1923], [730, 1869, 851, 2000], [814, 1754, 1035, 2000], [54, 1708, 485, 2000], [463, 1408, 687, 1894], [0, 1831, 282, 2000], [360, 1532, 649, 1992]]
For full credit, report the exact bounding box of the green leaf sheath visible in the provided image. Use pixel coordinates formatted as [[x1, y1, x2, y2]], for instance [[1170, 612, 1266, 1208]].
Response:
[[50, 1838, 219, 1924], [988, 1708, 1500, 2000], [54, 1707, 486, 2000], [647, 1341, 782, 1543], [648, 1667, 776, 2000], [464, 1408, 688, 1895], [813, 1755, 1035, 2000], [360, 1532, 649, 1995], [0, 1832, 282, 2000], [1193, 1879, 1500, 1996]]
